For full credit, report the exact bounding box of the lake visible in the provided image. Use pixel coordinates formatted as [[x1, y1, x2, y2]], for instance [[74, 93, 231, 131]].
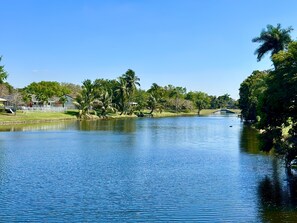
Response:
[[0, 115, 297, 222]]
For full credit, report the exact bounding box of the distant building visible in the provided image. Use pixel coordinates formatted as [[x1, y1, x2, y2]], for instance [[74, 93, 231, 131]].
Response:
[[0, 98, 7, 107]]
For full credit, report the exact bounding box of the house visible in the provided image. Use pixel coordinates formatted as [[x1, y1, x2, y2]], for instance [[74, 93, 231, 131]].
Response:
[[63, 95, 75, 109], [0, 98, 7, 107], [29, 95, 75, 109]]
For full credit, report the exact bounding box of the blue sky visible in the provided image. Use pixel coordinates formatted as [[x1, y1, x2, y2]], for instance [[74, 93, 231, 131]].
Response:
[[1, 0, 297, 99]]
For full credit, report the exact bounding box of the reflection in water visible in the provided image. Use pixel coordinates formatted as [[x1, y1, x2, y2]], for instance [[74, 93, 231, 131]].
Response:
[[0, 119, 137, 133], [258, 159, 297, 222], [77, 119, 136, 133], [0, 121, 77, 132], [239, 124, 297, 221], [240, 125, 261, 154]]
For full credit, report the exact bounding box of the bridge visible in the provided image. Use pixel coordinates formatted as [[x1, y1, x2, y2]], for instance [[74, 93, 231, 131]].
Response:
[[213, 109, 237, 115]]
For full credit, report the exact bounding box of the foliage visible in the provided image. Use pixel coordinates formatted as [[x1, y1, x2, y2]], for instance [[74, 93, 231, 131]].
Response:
[[61, 82, 82, 98], [133, 89, 148, 112], [73, 79, 96, 118], [93, 91, 116, 117], [186, 91, 210, 115], [115, 77, 128, 115], [0, 56, 8, 84], [24, 81, 70, 105], [217, 94, 234, 108], [252, 24, 293, 62], [164, 85, 187, 112], [239, 70, 268, 122], [253, 40, 297, 164], [122, 69, 140, 96]]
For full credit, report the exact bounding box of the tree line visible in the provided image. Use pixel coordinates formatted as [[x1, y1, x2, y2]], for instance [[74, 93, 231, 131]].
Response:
[[239, 24, 297, 165], [0, 60, 237, 117]]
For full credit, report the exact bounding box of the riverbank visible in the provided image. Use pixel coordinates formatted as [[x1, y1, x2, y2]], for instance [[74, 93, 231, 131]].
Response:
[[0, 111, 78, 125], [0, 109, 241, 125]]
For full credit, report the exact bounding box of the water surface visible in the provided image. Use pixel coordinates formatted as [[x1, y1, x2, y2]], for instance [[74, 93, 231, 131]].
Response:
[[0, 116, 297, 222]]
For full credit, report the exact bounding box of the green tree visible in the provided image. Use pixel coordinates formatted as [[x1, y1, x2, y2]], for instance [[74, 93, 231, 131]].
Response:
[[122, 69, 140, 96], [146, 83, 166, 114], [115, 77, 128, 115], [93, 91, 116, 117], [252, 24, 293, 62], [147, 94, 158, 114], [94, 78, 118, 94], [24, 81, 69, 105], [73, 79, 96, 118], [186, 91, 210, 115], [0, 56, 8, 84], [61, 82, 82, 98], [239, 70, 268, 122], [115, 70, 141, 115], [209, 96, 219, 109], [166, 85, 186, 112], [217, 94, 233, 108], [133, 89, 148, 113], [257, 41, 297, 165]]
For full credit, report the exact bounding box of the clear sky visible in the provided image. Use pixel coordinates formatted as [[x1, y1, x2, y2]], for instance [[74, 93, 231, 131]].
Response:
[[1, 0, 297, 99]]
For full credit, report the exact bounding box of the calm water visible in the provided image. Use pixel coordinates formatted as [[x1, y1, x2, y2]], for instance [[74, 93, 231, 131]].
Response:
[[0, 115, 297, 222]]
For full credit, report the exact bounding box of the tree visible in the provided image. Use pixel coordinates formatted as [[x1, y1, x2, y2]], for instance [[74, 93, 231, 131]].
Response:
[[252, 24, 293, 62], [122, 69, 140, 96], [73, 79, 96, 118], [166, 85, 186, 112], [93, 91, 116, 117], [239, 70, 268, 122], [186, 91, 210, 115], [257, 41, 297, 165], [147, 94, 158, 114], [115, 70, 141, 115], [61, 82, 82, 98], [146, 83, 166, 114], [24, 81, 69, 105], [0, 56, 8, 84], [217, 94, 233, 108], [133, 89, 148, 112], [115, 77, 128, 115], [209, 95, 219, 109]]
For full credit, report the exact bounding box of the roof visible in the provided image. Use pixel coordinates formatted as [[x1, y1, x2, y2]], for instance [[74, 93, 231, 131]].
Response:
[[0, 98, 7, 102]]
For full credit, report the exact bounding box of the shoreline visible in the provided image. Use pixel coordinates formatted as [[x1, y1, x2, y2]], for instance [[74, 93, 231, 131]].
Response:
[[0, 109, 241, 126]]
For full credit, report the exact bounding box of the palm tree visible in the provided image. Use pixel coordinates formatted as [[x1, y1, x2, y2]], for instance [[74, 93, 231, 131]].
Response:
[[252, 24, 293, 62], [73, 79, 95, 118], [93, 91, 116, 117], [115, 77, 128, 115], [122, 69, 140, 97], [147, 94, 156, 114]]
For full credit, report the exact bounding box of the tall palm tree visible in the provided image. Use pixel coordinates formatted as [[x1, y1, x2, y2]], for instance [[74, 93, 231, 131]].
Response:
[[115, 77, 128, 115], [121, 69, 140, 114], [252, 24, 293, 62], [73, 79, 95, 118], [122, 69, 140, 96]]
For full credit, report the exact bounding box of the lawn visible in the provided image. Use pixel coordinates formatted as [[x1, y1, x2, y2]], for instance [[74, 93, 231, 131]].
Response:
[[0, 110, 78, 125]]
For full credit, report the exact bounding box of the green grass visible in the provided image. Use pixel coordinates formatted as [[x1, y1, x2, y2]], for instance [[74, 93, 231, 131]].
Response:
[[0, 110, 77, 125]]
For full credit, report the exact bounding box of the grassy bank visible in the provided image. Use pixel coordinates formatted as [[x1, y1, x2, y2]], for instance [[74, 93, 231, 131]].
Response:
[[0, 109, 241, 125], [0, 111, 78, 125]]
